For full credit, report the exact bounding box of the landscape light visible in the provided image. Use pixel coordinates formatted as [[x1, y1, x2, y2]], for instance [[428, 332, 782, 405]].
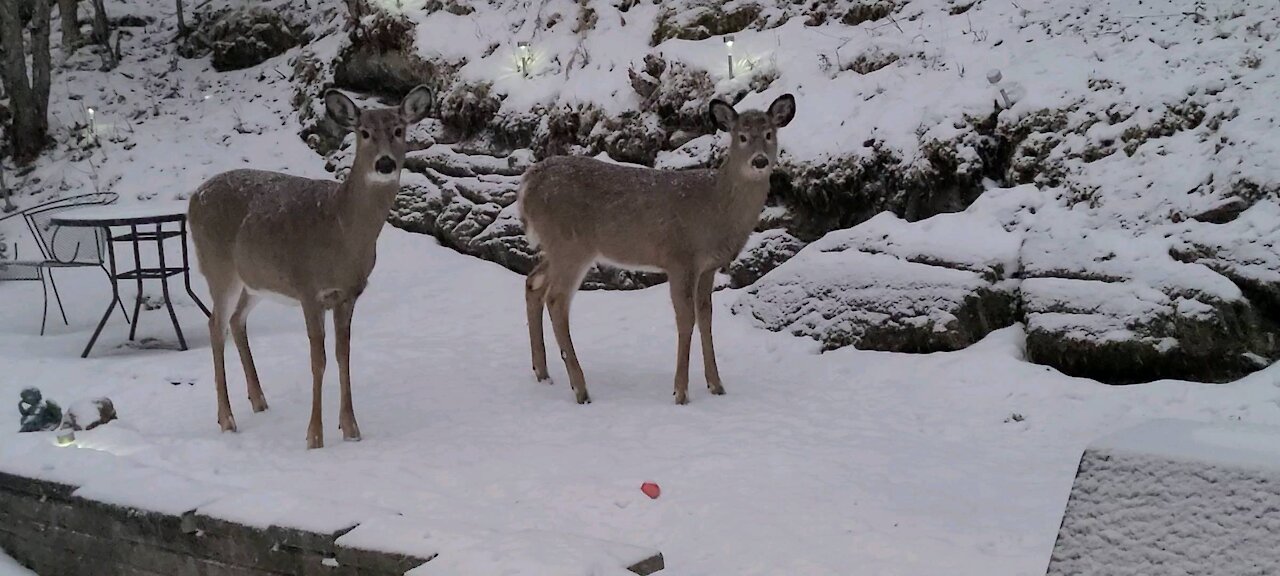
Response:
[[724, 36, 735, 79], [517, 41, 532, 77], [56, 430, 76, 446], [987, 68, 1012, 109]]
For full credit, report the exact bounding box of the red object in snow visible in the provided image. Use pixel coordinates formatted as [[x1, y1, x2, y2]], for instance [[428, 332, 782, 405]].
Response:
[[641, 482, 661, 499]]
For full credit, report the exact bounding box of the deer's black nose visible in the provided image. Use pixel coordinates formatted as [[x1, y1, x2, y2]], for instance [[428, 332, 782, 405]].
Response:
[[751, 156, 769, 170], [375, 156, 397, 174]]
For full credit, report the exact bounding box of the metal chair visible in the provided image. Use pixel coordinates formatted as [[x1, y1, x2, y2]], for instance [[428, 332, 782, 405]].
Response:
[[0, 193, 130, 335]]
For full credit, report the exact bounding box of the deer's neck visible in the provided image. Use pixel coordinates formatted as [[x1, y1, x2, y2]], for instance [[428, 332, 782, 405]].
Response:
[[335, 161, 400, 246], [713, 158, 771, 230]]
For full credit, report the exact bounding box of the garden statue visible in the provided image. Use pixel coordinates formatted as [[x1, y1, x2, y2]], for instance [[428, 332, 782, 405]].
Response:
[[18, 387, 62, 433]]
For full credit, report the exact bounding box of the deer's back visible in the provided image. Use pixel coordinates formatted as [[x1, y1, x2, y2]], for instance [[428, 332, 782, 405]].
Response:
[[519, 156, 729, 266]]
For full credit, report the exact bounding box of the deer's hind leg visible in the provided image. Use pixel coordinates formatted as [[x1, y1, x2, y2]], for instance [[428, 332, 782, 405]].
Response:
[[525, 260, 552, 383], [544, 254, 593, 404], [230, 289, 267, 413]]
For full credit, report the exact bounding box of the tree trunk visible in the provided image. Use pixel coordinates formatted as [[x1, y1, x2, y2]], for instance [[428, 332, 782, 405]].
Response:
[[0, 0, 45, 162], [89, 0, 113, 69], [175, 0, 186, 37], [58, 0, 80, 52], [0, 0, 53, 162], [31, 0, 52, 127]]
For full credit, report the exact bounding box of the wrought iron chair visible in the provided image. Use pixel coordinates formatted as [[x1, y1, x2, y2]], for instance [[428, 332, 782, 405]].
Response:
[[0, 193, 130, 335]]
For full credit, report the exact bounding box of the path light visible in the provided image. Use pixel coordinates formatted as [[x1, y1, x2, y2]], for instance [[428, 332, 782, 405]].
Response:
[[724, 35, 735, 79], [517, 41, 532, 77], [987, 68, 1012, 109], [56, 430, 76, 446], [86, 107, 99, 145]]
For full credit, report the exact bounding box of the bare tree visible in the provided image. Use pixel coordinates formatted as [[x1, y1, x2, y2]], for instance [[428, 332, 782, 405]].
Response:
[[88, 0, 113, 68], [0, 0, 54, 162], [58, 0, 80, 52], [175, 0, 186, 37]]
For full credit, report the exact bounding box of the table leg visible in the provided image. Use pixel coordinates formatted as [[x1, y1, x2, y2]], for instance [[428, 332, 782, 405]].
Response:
[[180, 219, 210, 317], [157, 222, 187, 350], [83, 229, 121, 358], [128, 224, 144, 341]]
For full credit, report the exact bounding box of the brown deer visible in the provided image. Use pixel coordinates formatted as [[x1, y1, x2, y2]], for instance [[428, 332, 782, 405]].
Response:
[[520, 94, 796, 405], [189, 86, 432, 448]]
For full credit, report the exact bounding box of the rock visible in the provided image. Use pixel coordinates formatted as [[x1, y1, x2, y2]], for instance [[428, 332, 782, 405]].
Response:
[[733, 210, 1021, 352], [725, 229, 805, 288], [208, 8, 299, 72], [1020, 218, 1279, 383], [60, 398, 117, 431]]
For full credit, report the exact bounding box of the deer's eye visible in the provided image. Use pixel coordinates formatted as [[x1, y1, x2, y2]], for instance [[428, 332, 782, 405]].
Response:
[[738, 134, 748, 144], [394, 128, 404, 138], [765, 131, 773, 141], [359, 129, 371, 139]]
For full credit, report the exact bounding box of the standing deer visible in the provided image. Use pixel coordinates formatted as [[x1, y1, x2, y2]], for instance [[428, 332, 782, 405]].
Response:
[[520, 94, 796, 405], [189, 86, 432, 448]]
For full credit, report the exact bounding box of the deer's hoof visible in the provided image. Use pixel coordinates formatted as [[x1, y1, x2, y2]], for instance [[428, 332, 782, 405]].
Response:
[[574, 390, 592, 405], [307, 433, 324, 450], [674, 391, 689, 405], [708, 383, 726, 395], [250, 397, 269, 413], [340, 421, 362, 441], [219, 415, 237, 433], [536, 374, 554, 385]]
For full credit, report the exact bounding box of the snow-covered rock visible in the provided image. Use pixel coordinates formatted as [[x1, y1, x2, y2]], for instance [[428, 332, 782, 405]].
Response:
[[1049, 419, 1280, 576], [733, 207, 1021, 352]]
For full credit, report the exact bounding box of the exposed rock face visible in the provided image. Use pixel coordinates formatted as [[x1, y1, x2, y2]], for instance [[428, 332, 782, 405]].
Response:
[[207, 8, 299, 72], [725, 230, 806, 289], [733, 208, 1022, 352], [1019, 212, 1280, 384]]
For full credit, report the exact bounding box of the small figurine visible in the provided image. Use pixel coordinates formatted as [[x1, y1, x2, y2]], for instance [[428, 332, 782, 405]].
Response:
[[18, 388, 62, 433]]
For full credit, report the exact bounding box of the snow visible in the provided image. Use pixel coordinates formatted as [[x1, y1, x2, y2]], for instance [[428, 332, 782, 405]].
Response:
[[0, 0, 1278, 573], [0, 550, 34, 576], [4, 230, 1280, 574], [1091, 419, 1280, 474]]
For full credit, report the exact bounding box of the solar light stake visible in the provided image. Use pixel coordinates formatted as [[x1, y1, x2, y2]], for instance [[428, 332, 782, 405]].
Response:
[[987, 68, 1012, 109], [517, 41, 531, 77], [724, 36, 735, 79]]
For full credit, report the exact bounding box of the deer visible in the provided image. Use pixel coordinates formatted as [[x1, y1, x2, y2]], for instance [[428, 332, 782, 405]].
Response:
[[188, 86, 432, 449], [519, 94, 796, 405]]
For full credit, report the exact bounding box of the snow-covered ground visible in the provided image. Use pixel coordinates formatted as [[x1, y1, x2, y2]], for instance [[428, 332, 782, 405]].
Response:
[[3, 227, 1280, 575]]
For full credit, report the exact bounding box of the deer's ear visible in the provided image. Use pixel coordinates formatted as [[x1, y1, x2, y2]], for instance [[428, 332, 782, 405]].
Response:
[[324, 89, 360, 131], [401, 85, 434, 124], [768, 94, 796, 127], [708, 99, 738, 132]]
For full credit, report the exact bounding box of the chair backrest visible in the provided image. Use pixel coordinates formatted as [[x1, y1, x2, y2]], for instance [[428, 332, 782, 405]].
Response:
[[24, 193, 118, 265]]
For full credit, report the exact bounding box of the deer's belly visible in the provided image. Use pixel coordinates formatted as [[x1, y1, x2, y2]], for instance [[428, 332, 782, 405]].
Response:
[[595, 254, 666, 274], [245, 287, 302, 308]]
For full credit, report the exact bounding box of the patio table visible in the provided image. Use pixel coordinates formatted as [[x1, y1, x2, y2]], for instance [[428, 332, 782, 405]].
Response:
[[50, 200, 210, 357]]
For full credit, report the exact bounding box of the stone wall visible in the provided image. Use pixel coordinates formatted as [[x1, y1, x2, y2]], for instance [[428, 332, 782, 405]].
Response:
[[0, 470, 664, 575]]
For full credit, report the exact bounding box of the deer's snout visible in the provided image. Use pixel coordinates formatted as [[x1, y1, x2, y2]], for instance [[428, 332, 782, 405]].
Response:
[[375, 156, 397, 175], [751, 155, 770, 170]]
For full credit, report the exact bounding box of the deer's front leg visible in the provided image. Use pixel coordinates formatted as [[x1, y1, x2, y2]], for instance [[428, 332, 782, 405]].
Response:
[[669, 272, 697, 405], [695, 269, 724, 395], [302, 302, 327, 449], [334, 298, 361, 441]]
